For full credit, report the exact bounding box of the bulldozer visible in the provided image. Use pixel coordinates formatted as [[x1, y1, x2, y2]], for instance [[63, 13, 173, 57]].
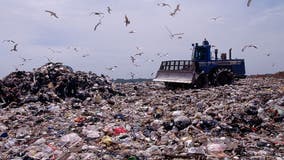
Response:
[[153, 39, 246, 88]]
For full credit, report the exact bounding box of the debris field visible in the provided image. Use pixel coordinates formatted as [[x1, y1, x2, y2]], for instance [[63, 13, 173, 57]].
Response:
[[0, 63, 284, 159]]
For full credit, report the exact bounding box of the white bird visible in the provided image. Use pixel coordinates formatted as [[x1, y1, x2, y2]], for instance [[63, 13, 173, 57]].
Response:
[[146, 59, 154, 63], [211, 16, 222, 21], [157, 52, 169, 57], [90, 12, 104, 17], [165, 26, 184, 39], [124, 15, 130, 27], [82, 54, 90, 58], [157, 3, 171, 8], [107, 6, 112, 14], [130, 56, 135, 63], [135, 52, 144, 56], [44, 56, 54, 62], [45, 10, 59, 18], [170, 4, 180, 16], [106, 65, 118, 71], [10, 43, 18, 52], [2, 40, 15, 43], [48, 48, 62, 53], [241, 44, 258, 52], [130, 72, 135, 79], [19, 57, 32, 62]]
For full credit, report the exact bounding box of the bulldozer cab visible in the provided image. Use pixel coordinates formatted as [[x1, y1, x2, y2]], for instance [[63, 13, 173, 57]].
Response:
[[191, 40, 211, 61]]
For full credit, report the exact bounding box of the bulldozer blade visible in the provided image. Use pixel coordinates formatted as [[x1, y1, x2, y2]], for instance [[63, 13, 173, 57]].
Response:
[[153, 71, 195, 84]]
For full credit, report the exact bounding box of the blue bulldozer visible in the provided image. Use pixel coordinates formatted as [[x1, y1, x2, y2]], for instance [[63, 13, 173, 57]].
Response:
[[153, 39, 246, 88]]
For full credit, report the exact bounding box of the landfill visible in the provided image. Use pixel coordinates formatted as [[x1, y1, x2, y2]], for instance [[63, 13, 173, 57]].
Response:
[[0, 62, 284, 160]]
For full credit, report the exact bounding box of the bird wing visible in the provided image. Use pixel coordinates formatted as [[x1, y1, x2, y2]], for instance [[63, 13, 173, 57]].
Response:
[[53, 14, 59, 18], [45, 10, 53, 14], [165, 26, 173, 37], [247, 0, 252, 7], [175, 4, 180, 12], [125, 15, 130, 26], [172, 33, 184, 36], [94, 21, 102, 31], [241, 45, 247, 52], [107, 7, 111, 14]]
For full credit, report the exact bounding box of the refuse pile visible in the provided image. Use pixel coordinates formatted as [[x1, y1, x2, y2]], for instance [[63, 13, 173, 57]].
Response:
[[0, 62, 122, 107], [0, 67, 284, 159]]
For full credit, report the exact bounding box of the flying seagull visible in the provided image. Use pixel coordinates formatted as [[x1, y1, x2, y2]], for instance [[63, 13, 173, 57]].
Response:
[[106, 65, 118, 71], [130, 72, 135, 79], [82, 54, 90, 58], [165, 26, 184, 39], [211, 16, 222, 21], [107, 6, 112, 14], [48, 48, 62, 53], [124, 15, 130, 27], [45, 10, 59, 18], [157, 3, 171, 8], [90, 12, 104, 17], [157, 52, 169, 57], [19, 57, 32, 62], [44, 56, 54, 62], [241, 44, 258, 52], [10, 43, 18, 52], [94, 20, 102, 31], [2, 40, 15, 43], [130, 56, 135, 63], [129, 30, 136, 34], [247, 0, 252, 7], [170, 4, 180, 16], [135, 52, 144, 56]]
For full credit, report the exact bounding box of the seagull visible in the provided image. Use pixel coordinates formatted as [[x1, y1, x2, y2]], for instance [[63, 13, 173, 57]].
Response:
[[2, 40, 15, 43], [157, 3, 171, 8], [247, 0, 252, 7], [19, 57, 32, 62], [130, 56, 135, 63], [94, 20, 102, 31], [129, 30, 136, 34], [48, 48, 62, 53], [130, 72, 135, 79], [124, 15, 130, 27], [135, 52, 144, 56], [45, 10, 59, 18], [107, 6, 112, 14], [10, 43, 18, 52], [265, 53, 271, 56], [74, 47, 79, 52], [157, 52, 169, 57], [82, 54, 90, 58], [211, 16, 222, 21], [165, 26, 184, 39], [146, 59, 154, 63], [44, 56, 54, 62], [241, 44, 258, 52], [106, 65, 118, 71], [170, 4, 180, 16], [90, 12, 105, 17]]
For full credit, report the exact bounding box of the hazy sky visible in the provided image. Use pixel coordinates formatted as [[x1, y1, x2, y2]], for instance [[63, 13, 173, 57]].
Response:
[[1, 0, 284, 79]]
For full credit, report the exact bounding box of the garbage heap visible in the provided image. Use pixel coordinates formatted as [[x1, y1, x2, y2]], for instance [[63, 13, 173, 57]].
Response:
[[0, 66, 284, 159], [0, 62, 121, 107]]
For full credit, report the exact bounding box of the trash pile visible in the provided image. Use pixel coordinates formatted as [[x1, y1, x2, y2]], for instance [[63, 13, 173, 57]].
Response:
[[0, 62, 122, 108], [0, 65, 284, 159]]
